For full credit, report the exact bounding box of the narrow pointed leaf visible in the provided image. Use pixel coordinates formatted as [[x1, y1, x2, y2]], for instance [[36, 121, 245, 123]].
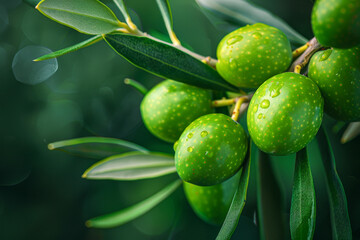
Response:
[[112, 0, 130, 20], [156, 0, 179, 44], [36, 0, 121, 35], [196, 0, 308, 45], [104, 33, 238, 91], [34, 35, 102, 61], [257, 150, 286, 240], [156, 0, 173, 28], [316, 127, 352, 239], [86, 179, 182, 228], [290, 147, 316, 240], [48, 137, 149, 159], [341, 122, 360, 144], [216, 141, 252, 240], [83, 152, 176, 180]]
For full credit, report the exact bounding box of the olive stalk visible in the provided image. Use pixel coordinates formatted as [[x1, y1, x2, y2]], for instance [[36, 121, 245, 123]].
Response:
[[288, 37, 323, 72], [294, 65, 302, 74], [212, 98, 236, 108], [292, 42, 310, 59], [124, 78, 148, 95], [212, 93, 253, 108], [116, 24, 218, 68], [231, 94, 253, 121]]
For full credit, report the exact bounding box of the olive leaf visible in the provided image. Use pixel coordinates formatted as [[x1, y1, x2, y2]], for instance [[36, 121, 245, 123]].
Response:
[[341, 122, 360, 144], [196, 0, 308, 45], [256, 150, 286, 240], [36, 0, 121, 35], [34, 35, 102, 61], [112, 0, 130, 20], [104, 33, 238, 91], [156, 0, 180, 44], [86, 179, 182, 228], [48, 137, 149, 159], [82, 152, 176, 180], [290, 147, 316, 240], [216, 141, 252, 240], [156, 0, 173, 34], [316, 127, 352, 239]]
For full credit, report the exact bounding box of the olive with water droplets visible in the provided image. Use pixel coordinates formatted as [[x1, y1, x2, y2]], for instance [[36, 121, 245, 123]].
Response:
[[308, 47, 360, 121], [141, 80, 213, 143], [216, 23, 292, 89], [175, 113, 248, 186], [183, 170, 241, 225], [247, 72, 324, 155]]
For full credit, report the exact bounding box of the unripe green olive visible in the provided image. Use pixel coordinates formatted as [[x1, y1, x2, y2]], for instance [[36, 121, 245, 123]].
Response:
[[308, 47, 360, 121], [311, 0, 360, 48], [140, 80, 213, 143], [183, 170, 241, 225], [216, 23, 292, 88], [175, 113, 248, 186], [247, 72, 324, 155]]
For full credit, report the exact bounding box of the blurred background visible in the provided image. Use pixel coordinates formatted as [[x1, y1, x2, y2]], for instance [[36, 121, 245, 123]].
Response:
[[0, 0, 359, 239]]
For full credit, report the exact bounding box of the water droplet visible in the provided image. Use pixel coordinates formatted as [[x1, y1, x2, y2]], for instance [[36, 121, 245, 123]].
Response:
[[252, 32, 262, 39], [187, 132, 193, 138], [173, 141, 179, 151], [260, 99, 270, 109], [201, 131, 208, 137], [269, 82, 283, 98], [12, 46, 58, 85], [258, 113, 263, 119], [253, 104, 259, 113], [320, 49, 332, 61], [187, 147, 193, 152], [227, 35, 243, 45]]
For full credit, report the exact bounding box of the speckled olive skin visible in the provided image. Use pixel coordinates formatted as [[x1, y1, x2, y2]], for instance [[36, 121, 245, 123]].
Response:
[[247, 72, 324, 155], [183, 170, 241, 225], [141, 80, 213, 143], [312, 0, 360, 48], [216, 23, 292, 88], [308, 47, 360, 121], [175, 113, 248, 186]]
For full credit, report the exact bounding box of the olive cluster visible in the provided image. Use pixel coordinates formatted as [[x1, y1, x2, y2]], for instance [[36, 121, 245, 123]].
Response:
[[140, 0, 360, 225]]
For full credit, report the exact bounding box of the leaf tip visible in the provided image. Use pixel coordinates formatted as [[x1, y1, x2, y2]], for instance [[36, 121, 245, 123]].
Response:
[[81, 173, 87, 178], [85, 220, 92, 228], [35, 1, 41, 9], [48, 144, 55, 150], [340, 137, 347, 144]]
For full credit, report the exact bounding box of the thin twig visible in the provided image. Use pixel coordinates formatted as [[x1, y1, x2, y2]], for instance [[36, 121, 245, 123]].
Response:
[[288, 37, 323, 72], [231, 94, 254, 121], [120, 30, 218, 68]]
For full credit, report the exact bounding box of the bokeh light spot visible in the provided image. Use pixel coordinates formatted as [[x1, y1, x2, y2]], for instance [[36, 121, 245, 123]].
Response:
[[12, 46, 58, 85]]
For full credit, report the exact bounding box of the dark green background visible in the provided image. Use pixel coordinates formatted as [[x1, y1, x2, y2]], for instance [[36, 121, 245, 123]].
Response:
[[0, 0, 359, 239]]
